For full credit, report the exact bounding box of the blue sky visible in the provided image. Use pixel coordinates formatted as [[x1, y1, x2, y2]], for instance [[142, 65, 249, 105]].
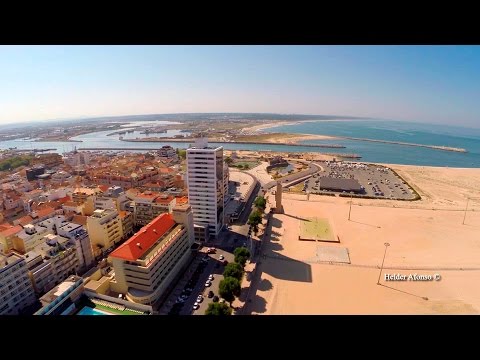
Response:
[[0, 45, 479, 127]]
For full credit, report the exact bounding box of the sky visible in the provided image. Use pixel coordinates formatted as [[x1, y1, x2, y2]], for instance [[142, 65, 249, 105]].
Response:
[[0, 45, 479, 128]]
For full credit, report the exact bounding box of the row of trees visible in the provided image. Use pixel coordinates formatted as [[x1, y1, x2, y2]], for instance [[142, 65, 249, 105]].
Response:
[[247, 195, 267, 235], [205, 246, 251, 316]]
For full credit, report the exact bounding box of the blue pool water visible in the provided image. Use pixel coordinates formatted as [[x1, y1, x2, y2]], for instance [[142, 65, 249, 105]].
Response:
[[76, 306, 112, 315]]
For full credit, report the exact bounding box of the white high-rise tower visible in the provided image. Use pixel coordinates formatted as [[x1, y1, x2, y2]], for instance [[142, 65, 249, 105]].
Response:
[[187, 138, 226, 241]]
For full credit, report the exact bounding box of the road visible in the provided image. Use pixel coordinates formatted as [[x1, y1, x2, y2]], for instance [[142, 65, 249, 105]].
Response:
[[161, 170, 263, 315]]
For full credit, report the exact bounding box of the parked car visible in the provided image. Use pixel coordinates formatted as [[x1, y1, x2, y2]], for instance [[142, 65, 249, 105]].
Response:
[[205, 281, 212, 287], [193, 303, 199, 310], [207, 291, 214, 298], [212, 295, 219, 302]]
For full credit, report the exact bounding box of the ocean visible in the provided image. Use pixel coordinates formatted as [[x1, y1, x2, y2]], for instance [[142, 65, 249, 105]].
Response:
[[0, 119, 479, 168], [262, 120, 480, 168]]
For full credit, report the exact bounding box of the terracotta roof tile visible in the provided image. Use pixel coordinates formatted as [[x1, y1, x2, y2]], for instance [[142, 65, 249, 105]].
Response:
[[71, 215, 88, 226], [34, 207, 56, 218], [109, 213, 175, 261], [0, 225, 22, 237]]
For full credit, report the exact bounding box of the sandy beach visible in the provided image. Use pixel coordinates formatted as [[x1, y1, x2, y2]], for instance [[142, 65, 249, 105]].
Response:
[[244, 164, 480, 314]]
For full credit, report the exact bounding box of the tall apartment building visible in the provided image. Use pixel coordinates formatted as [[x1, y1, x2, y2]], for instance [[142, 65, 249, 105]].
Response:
[[186, 138, 226, 241], [109, 205, 194, 305], [0, 253, 37, 315], [86, 209, 124, 254]]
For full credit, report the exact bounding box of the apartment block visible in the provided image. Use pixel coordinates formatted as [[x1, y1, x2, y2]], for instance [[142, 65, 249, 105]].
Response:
[[87, 209, 123, 254], [109, 206, 194, 305], [186, 138, 226, 241], [0, 253, 37, 315]]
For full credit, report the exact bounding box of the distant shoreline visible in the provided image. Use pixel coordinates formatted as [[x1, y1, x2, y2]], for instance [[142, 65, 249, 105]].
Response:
[[34, 138, 83, 143], [246, 121, 468, 153]]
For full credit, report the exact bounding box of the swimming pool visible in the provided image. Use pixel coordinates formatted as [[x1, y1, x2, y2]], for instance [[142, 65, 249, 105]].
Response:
[[76, 306, 112, 315]]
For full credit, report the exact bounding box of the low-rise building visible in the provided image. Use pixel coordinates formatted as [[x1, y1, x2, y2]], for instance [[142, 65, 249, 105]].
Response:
[[0, 253, 37, 315], [94, 186, 129, 212]]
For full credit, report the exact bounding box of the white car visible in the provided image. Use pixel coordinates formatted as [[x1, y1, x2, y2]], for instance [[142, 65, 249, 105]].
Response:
[[205, 281, 212, 287], [219, 255, 224, 260], [208, 274, 214, 281], [196, 295, 203, 303], [193, 303, 199, 310], [219, 298, 226, 304]]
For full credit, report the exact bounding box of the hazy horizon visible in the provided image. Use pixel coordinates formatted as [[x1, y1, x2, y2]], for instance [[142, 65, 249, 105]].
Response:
[[1, 46, 480, 128]]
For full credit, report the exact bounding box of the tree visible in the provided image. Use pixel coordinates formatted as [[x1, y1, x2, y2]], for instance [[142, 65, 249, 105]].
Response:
[[224, 156, 233, 165], [248, 210, 262, 227], [254, 196, 266, 211], [237, 164, 244, 169], [223, 262, 244, 281], [205, 302, 232, 316], [234, 247, 251, 267], [243, 163, 250, 170], [177, 149, 187, 160], [219, 277, 241, 305]]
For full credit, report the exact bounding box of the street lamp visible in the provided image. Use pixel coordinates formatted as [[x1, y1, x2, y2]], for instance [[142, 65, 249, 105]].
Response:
[[348, 194, 353, 221], [462, 197, 470, 225], [377, 242, 390, 285]]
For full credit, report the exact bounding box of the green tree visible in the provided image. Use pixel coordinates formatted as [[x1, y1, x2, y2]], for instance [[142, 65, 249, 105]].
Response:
[[223, 262, 244, 281], [234, 247, 251, 267], [224, 156, 233, 165], [237, 164, 244, 169], [219, 276, 241, 305], [248, 210, 262, 227], [205, 302, 232, 315], [177, 149, 187, 160], [243, 163, 250, 170], [254, 196, 266, 211]]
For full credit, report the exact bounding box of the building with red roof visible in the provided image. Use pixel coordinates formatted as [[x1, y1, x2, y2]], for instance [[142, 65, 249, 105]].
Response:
[[109, 205, 194, 305], [0, 224, 23, 253]]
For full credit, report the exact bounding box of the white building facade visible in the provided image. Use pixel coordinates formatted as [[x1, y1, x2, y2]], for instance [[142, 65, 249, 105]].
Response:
[[186, 138, 226, 241]]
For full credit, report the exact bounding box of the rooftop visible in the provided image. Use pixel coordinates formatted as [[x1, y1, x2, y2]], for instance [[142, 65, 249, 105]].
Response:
[[318, 177, 364, 192], [154, 194, 175, 204], [109, 213, 176, 261], [34, 206, 56, 219], [0, 253, 23, 270], [0, 224, 23, 238], [17, 215, 34, 227], [71, 215, 88, 226], [39, 275, 83, 307]]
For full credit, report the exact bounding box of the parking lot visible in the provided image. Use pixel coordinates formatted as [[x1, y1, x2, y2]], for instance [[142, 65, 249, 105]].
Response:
[[160, 247, 235, 315], [301, 161, 417, 200]]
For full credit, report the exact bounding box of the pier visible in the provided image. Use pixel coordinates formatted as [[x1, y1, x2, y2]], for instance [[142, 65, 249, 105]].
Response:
[[119, 137, 347, 149]]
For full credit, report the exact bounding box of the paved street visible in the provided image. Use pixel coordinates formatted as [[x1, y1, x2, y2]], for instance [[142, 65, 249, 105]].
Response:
[[158, 169, 262, 315]]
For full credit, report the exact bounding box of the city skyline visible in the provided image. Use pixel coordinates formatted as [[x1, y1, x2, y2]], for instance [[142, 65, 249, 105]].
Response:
[[1, 45, 480, 128]]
